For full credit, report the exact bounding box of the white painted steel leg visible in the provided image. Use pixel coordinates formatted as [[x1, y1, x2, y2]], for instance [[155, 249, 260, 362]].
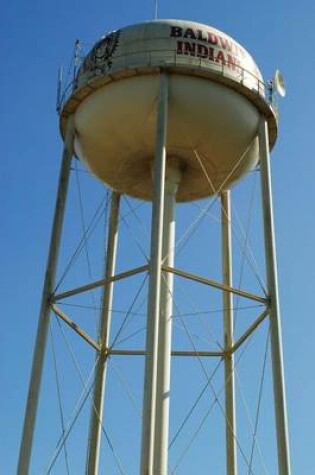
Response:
[[140, 72, 169, 475], [221, 190, 238, 475], [86, 191, 121, 474], [259, 118, 291, 475], [17, 117, 75, 475], [154, 163, 181, 474]]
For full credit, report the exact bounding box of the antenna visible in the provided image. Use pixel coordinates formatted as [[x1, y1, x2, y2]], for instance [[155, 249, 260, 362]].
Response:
[[268, 69, 286, 105], [154, 0, 158, 19], [56, 66, 63, 115], [73, 39, 81, 86], [273, 69, 286, 97]]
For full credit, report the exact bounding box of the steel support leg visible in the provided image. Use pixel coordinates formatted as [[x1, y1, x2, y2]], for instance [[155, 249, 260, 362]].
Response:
[[259, 118, 291, 475], [86, 191, 121, 474], [140, 72, 169, 475], [154, 163, 180, 474], [17, 117, 75, 475], [221, 190, 238, 475]]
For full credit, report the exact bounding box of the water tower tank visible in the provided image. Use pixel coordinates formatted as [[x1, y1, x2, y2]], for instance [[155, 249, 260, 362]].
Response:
[[18, 19, 291, 475], [60, 19, 277, 201]]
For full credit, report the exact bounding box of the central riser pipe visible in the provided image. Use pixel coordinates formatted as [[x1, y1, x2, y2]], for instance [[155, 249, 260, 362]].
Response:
[[140, 72, 169, 475], [154, 165, 180, 474]]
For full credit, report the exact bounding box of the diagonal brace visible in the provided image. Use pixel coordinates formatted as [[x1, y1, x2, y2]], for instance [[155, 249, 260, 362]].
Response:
[[231, 308, 269, 354], [162, 265, 267, 304], [51, 303, 101, 352], [53, 264, 149, 301]]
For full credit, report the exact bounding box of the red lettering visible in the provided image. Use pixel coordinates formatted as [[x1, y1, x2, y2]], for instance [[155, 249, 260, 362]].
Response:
[[215, 50, 226, 64], [183, 28, 197, 40], [208, 33, 218, 45], [219, 36, 233, 52], [197, 44, 208, 58], [173, 30, 246, 73], [208, 47, 214, 61], [170, 26, 183, 38], [226, 54, 240, 71], [183, 41, 196, 56]]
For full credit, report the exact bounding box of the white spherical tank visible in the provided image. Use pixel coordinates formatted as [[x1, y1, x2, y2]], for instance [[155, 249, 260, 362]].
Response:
[[60, 19, 277, 201]]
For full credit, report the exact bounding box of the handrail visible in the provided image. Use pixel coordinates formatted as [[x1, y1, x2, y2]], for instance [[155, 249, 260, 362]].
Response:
[[57, 47, 269, 115]]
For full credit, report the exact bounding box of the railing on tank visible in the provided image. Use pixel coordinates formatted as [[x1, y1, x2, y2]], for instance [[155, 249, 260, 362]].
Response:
[[57, 45, 271, 116]]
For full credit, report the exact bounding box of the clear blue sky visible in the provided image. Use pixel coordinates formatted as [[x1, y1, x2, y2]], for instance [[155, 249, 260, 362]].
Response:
[[1, 0, 315, 473]]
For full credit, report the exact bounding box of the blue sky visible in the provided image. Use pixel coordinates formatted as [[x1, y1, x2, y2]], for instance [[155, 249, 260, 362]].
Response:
[[2, 0, 315, 473]]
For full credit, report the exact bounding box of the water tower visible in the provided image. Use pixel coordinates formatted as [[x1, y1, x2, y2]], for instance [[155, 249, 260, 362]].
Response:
[[18, 19, 291, 475]]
